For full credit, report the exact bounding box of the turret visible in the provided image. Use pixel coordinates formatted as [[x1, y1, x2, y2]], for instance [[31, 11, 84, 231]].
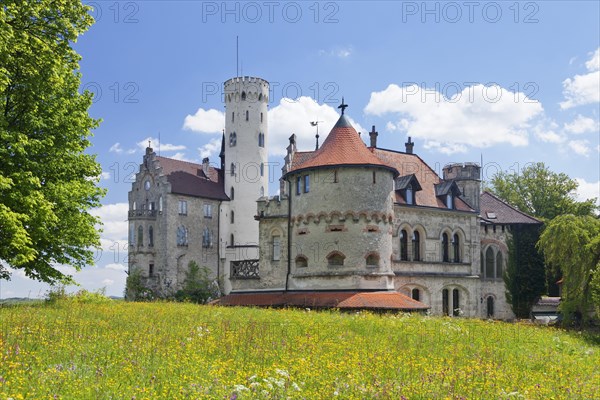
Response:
[[442, 162, 481, 212]]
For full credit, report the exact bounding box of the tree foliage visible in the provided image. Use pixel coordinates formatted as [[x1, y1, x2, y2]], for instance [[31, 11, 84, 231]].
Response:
[[0, 1, 104, 282], [490, 162, 597, 221], [504, 224, 547, 318], [175, 261, 221, 304], [538, 215, 600, 323]]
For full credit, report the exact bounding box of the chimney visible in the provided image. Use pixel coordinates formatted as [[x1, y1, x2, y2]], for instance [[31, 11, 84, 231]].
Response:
[[202, 157, 210, 175], [405, 137, 414, 154], [369, 125, 378, 148]]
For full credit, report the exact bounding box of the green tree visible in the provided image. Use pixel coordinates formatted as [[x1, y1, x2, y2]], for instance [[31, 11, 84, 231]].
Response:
[[538, 215, 600, 324], [0, 1, 104, 283], [175, 261, 220, 304], [490, 162, 597, 221], [504, 224, 547, 318]]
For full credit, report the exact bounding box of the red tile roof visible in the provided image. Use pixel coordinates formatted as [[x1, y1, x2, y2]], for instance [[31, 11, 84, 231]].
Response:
[[155, 156, 228, 200], [214, 291, 429, 310], [288, 116, 397, 175], [480, 191, 541, 224]]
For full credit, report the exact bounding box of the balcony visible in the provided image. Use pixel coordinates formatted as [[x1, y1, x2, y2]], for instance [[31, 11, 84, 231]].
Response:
[[231, 259, 259, 279], [128, 209, 157, 219]]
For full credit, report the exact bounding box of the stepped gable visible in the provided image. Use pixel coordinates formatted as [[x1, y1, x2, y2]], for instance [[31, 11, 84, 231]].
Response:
[[156, 156, 228, 200], [480, 191, 542, 224], [288, 114, 398, 176], [372, 149, 472, 211]]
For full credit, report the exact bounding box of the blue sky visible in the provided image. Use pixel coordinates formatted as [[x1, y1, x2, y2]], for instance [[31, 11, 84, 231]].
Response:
[[1, 1, 599, 298]]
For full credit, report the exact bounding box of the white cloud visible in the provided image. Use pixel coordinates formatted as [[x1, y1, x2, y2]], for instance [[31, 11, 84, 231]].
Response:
[[568, 139, 592, 156], [318, 46, 353, 58], [100, 171, 111, 180], [533, 120, 565, 143], [199, 137, 222, 159], [90, 203, 129, 244], [560, 48, 600, 109], [105, 263, 127, 271], [170, 152, 196, 162], [563, 115, 599, 134], [268, 96, 366, 156], [574, 178, 600, 205], [364, 83, 543, 154], [109, 142, 123, 153], [102, 279, 115, 286], [183, 108, 225, 133], [136, 137, 185, 152]]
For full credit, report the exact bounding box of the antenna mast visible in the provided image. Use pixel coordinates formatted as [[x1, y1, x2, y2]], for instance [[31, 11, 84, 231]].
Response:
[[236, 36, 239, 77]]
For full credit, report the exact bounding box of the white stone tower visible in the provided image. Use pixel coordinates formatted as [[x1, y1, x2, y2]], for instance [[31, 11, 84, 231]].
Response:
[[220, 76, 269, 291]]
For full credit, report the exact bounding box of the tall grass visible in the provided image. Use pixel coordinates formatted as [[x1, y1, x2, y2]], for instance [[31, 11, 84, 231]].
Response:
[[0, 302, 598, 399]]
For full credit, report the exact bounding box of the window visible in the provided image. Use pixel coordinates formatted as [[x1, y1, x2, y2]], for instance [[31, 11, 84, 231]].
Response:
[[229, 132, 237, 146], [148, 226, 154, 247], [372, 171, 376, 183], [149, 263, 154, 276], [137, 226, 143, 247], [230, 162, 236, 176], [442, 233, 449, 262], [496, 252, 503, 279], [260, 186, 264, 197], [333, 170, 338, 183], [452, 289, 460, 316], [485, 247, 494, 279], [486, 296, 495, 318], [260, 112, 263, 122], [400, 229, 408, 261], [412, 231, 421, 261], [178, 200, 187, 215], [411, 288, 420, 301], [241, 91, 246, 101], [176, 225, 188, 246], [231, 112, 234, 122], [245, 110, 249, 121], [366, 253, 379, 267], [204, 204, 212, 218], [258, 132, 265, 147], [230, 234, 234, 246], [296, 256, 308, 268], [230, 187, 235, 200], [149, 202, 155, 211], [452, 234, 460, 263], [442, 289, 449, 316], [304, 175, 310, 193], [406, 184, 414, 205], [158, 196, 163, 213], [260, 163, 264, 177], [296, 176, 301, 195], [327, 252, 345, 267], [230, 211, 234, 224], [132, 201, 137, 211], [446, 194, 453, 209], [202, 227, 212, 248], [272, 236, 281, 261], [129, 225, 135, 246], [144, 179, 150, 191]]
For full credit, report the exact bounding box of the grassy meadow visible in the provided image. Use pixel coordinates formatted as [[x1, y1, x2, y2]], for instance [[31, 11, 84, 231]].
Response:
[[0, 300, 598, 399]]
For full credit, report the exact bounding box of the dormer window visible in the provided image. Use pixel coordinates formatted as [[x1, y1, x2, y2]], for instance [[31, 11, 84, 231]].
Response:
[[406, 184, 414, 205], [435, 181, 460, 210], [395, 174, 421, 205], [446, 193, 453, 209]]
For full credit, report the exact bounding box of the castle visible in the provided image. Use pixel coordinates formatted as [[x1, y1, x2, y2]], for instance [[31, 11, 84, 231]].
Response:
[[128, 76, 541, 318]]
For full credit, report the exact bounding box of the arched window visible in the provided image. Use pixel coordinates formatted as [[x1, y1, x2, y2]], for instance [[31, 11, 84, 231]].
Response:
[[452, 233, 460, 263], [230, 211, 234, 224], [230, 162, 236, 176], [412, 231, 421, 261], [480, 251, 484, 274], [137, 226, 143, 247], [400, 229, 408, 261], [485, 247, 494, 279], [411, 288, 420, 301], [260, 163, 264, 177], [230, 234, 234, 246], [241, 91, 246, 101], [327, 252, 345, 267], [259, 94, 263, 102], [486, 296, 495, 318], [230, 187, 234, 200], [442, 233, 449, 262], [442, 289, 449, 316], [148, 226, 154, 247], [496, 252, 503, 279], [452, 289, 460, 316], [132, 201, 137, 211], [366, 253, 379, 267], [260, 111, 263, 122], [272, 236, 281, 261], [295, 255, 308, 268], [245, 110, 249, 121]]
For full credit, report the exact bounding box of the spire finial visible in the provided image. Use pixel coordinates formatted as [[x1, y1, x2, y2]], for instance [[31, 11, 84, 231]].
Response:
[[338, 97, 348, 115], [148, 139, 152, 148], [311, 120, 322, 150]]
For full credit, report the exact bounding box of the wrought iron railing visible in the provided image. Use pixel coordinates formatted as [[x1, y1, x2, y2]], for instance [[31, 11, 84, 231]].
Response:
[[128, 210, 157, 219], [231, 259, 259, 279]]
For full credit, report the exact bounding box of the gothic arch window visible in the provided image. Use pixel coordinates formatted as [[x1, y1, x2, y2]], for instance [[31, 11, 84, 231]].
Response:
[[246, 110, 249, 121], [442, 286, 462, 317], [295, 255, 308, 268], [148, 226, 154, 247], [485, 247, 495, 279], [411, 288, 420, 301], [496, 252, 503, 279], [327, 251, 345, 267], [452, 233, 460, 263], [412, 230, 421, 261], [241, 91, 246, 101], [452, 289, 460, 316], [442, 289, 449, 315], [442, 232, 450, 262], [400, 229, 408, 261], [260, 111, 263, 122], [272, 236, 281, 261], [230, 210, 234, 224], [366, 253, 380, 267], [137, 226, 143, 247], [132, 201, 137, 211]]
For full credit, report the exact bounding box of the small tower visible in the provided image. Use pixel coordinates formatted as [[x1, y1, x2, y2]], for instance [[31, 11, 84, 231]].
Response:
[[443, 163, 481, 212], [222, 76, 269, 249]]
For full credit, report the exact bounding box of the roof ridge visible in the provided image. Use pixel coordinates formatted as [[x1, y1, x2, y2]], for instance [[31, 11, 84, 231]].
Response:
[[156, 155, 202, 168]]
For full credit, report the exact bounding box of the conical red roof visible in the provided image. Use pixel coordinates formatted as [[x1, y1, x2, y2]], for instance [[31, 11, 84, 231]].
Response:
[[289, 115, 397, 175]]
